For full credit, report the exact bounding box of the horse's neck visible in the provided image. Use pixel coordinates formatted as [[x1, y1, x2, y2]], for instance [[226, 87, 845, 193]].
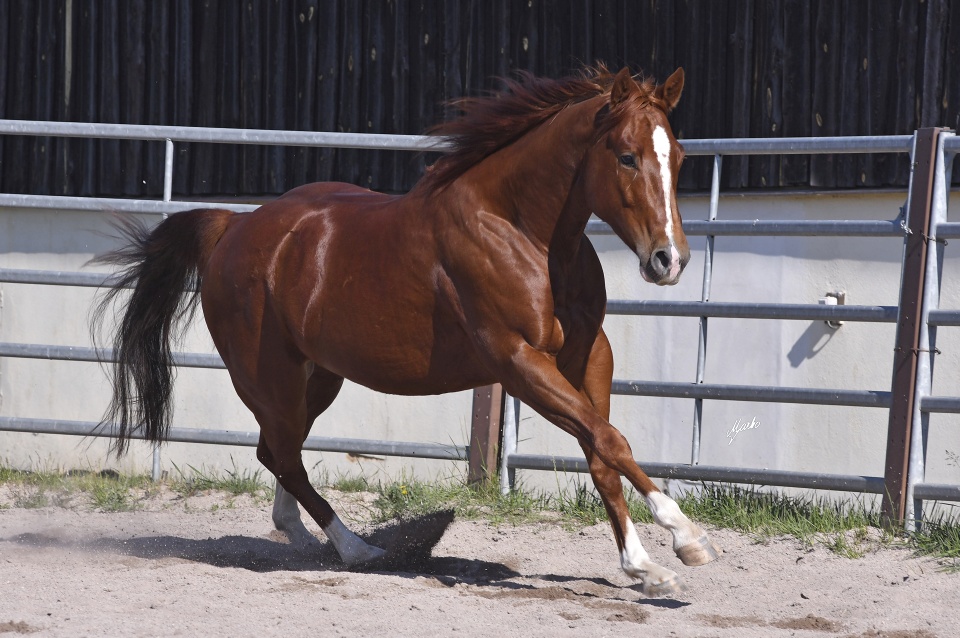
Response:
[[470, 97, 603, 254]]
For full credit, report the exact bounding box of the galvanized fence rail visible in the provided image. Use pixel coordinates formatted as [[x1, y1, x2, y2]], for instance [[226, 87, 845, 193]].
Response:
[[0, 120, 461, 476], [905, 132, 960, 527], [499, 131, 959, 529], [0, 120, 950, 527]]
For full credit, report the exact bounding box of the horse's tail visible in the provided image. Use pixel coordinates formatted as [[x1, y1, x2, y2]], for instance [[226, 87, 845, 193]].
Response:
[[89, 208, 235, 456]]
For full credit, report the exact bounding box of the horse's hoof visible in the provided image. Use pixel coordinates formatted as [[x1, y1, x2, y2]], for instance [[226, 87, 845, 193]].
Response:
[[676, 535, 721, 566], [347, 544, 388, 566], [642, 574, 687, 597]]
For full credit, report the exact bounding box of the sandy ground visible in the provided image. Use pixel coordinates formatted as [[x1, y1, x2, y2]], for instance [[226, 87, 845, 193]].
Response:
[[0, 487, 956, 638]]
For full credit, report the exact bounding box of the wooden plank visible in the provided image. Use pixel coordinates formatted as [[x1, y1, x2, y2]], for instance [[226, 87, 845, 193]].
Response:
[[314, 0, 339, 183], [468, 384, 505, 485], [263, 0, 291, 194], [726, 0, 753, 189], [512, 0, 537, 73], [564, 0, 592, 68], [749, 0, 783, 188], [385, 0, 402, 188], [240, 0, 263, 193], [893, 0, 920, 186], [144, 0, 171, 198], [441, 0, 463, 104], [407, 0, 438, 186], [76, 0, 98, 196], [862, 0, 897, 186], [810, 0, 839, 188], [336, 0, 362, 185], [539, 0, 562, 77], [920, 0, 948, 128], [169, 0, 194, 196], [31, 0, 58, 195], [361, 0, 386, 191], [53, 0, 74, 195], [835, 0, 862, 187], [118, 0, 146, 196], [191, 0, 220, 196], [5, 1, 35, 195], [97, 0, 122, 196], [217, 0, 243, 195], [591, 0, 619, 68], [781, 0, 811, 186], [882, 127, 941, 528], [291, 0, 319, 189], [947, 0, 960, 187]]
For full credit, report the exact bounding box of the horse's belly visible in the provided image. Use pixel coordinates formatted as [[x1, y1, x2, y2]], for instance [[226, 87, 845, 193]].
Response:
[[317, 343, 495, 396], [304, 307, 495, 396]]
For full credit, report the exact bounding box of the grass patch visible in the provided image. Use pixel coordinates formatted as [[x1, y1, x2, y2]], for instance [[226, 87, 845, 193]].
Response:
[[912, 515, 960, 570], [170, 460, 269, 499], [676, 484, 882, 543], [329, 474, 374, 493], [2, 461, 959, 562]]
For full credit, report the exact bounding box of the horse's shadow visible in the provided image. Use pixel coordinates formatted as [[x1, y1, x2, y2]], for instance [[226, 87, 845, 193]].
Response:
[[5, 509, 517, 586], [5, 510, 690, 607]]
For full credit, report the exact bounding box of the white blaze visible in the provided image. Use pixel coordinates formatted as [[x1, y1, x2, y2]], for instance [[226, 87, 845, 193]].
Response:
[[651, 125, 676, 246]]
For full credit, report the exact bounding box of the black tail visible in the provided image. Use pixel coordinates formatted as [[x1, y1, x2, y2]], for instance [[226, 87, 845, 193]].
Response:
[[90, 209, 234, 456]]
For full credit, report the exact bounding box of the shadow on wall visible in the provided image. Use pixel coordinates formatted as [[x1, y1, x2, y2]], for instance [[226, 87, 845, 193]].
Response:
[[787, 321, 836, 368]]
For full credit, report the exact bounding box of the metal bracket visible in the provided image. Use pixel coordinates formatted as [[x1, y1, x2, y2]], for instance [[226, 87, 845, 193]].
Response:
[[819, 291, 846, 329]]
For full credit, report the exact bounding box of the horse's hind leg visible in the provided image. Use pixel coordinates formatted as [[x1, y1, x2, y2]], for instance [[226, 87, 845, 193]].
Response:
[[271, 366, 345, 547], [577, 330, 718, 595], [231, 356, 384, 567]]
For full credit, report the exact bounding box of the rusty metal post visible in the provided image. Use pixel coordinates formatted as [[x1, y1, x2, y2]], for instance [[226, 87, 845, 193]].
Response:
[[882, 127, 943, 527], [468, 384, 505, 484]]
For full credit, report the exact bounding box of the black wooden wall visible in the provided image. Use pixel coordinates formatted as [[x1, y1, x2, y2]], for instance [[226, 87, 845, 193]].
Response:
[[1, 0, 958, 197]]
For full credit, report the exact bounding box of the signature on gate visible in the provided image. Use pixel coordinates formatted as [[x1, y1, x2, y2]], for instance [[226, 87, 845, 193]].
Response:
[[725, 417, 761, 445]]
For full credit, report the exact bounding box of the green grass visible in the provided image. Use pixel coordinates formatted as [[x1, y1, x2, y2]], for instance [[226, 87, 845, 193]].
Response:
[[0, 466, 152, 512], [170, 460, 270, 499], [1, 461, 959, 563]]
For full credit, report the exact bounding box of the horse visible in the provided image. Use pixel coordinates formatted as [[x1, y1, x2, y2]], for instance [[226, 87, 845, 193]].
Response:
[[92, 65, 719, 596]]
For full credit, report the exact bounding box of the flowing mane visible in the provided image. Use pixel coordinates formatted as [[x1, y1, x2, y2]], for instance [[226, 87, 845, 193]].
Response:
[[424, 65, 665, 187]]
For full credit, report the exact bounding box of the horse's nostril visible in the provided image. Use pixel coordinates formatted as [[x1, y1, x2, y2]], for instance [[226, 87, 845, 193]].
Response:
[[652, 249, 671, 275]]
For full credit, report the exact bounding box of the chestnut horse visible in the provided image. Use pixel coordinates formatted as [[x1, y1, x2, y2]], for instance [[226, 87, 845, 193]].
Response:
[[93, 66, 719, 595]]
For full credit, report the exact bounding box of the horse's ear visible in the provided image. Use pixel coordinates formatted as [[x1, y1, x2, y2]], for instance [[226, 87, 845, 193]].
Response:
[[656, 67, 685, 113], [610, 67, 637, 106]]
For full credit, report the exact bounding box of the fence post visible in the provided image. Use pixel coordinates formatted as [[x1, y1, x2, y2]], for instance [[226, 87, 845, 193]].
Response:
[[468, 384, 505, 484], [882, 127, 943, 527]]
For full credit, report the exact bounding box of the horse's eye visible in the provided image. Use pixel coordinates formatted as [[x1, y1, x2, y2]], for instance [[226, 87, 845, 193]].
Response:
[[619, 154, 637, 168]]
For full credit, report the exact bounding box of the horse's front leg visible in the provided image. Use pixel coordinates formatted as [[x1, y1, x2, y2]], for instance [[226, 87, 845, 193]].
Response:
[[499, 336, 718, 595], [577, 330, 721, 586]]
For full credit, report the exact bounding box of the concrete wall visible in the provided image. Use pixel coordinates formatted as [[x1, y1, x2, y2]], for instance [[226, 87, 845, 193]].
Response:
[[2, 190, 959, 499]]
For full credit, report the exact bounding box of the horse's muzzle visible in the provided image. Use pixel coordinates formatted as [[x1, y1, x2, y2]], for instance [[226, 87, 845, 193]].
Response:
[[641, 244, 688, 286]]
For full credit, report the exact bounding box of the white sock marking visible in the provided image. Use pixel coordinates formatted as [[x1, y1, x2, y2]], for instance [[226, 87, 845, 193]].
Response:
[[324, 515, 386, 566], [646, 491, 701, 550], [620, 518, 651, 577]]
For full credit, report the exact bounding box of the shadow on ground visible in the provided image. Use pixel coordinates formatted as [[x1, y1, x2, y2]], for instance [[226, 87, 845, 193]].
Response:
[[5, 509, 517, 585]]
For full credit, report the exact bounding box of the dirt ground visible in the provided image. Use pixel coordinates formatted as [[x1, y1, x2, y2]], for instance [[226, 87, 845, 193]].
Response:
[[0, 487, 956, 638]]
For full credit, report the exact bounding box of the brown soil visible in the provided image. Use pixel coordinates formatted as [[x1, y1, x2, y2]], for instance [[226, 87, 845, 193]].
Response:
[[0, 490, 956, 637]]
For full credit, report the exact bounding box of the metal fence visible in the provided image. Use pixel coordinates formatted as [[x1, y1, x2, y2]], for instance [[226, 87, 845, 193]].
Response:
[[0, 119, 466, 478], [0, 119, 956, 528], [498, 128, 960, 529], [906, 131, 960, 528]]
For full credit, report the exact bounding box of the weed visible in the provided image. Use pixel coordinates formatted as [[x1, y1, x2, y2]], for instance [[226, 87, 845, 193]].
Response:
[[91, 483, 135, 512], [13, 487, 49, 509], [330, 474, 373, 493], [170, 459, 268, 498]]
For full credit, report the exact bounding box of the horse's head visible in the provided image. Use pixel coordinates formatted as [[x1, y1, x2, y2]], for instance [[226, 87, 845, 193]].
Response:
[[580, 67, 690, 286]]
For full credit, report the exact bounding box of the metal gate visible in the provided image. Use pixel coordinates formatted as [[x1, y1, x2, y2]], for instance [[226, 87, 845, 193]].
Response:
[[0, 119, 956, 528]]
